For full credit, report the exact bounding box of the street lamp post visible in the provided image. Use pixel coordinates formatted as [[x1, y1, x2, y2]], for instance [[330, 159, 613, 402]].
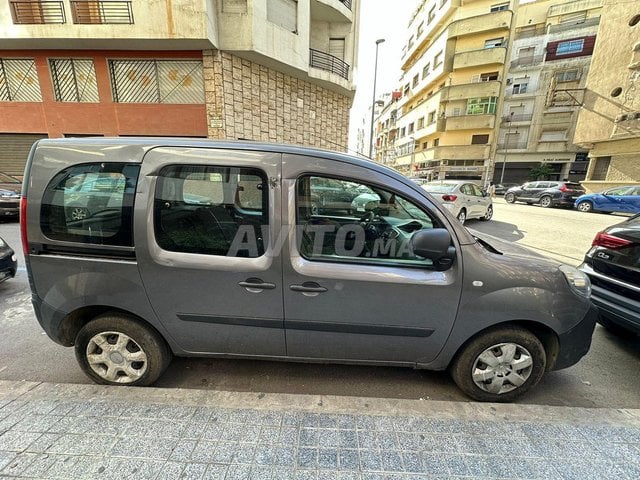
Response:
[[368, 38, 385, 159], [499, 111, 514, 184]]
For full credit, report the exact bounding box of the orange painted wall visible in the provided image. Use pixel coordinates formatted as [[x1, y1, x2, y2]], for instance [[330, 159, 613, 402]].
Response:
[[0, 50, 208, 138]]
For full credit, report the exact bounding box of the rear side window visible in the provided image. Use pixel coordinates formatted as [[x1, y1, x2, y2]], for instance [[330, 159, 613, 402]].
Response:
[[154, 165, 268, 257], [41, 163, 140, 246]]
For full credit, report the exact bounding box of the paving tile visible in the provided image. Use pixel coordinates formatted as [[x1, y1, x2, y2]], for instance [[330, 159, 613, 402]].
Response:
[[248, 465, 295, 480], [0, 431, 42, 451], [0, 451, 17, 471], [317, 448, 338, 469], [25, 433, 62, 453], [12, 414, 63, 433], [400, 451, 423, 473], [297, 447, 318, 468], [225, 464, 252, 480], [21, 453, 58, 477], [123, 418, 187, 438], [316, 429, 340, 448], [190, 440, 218, 463], [110, 436, 176, 460], [155, 461, 185, 480], [338, 449, 359, 471], [278, 426, 299, 445], [0, 452, 37, 476], [47, 433, 115, 456], [170, 439, 198, 462], [293, 469, 318, 480], [98, 457, 164, 479], [179, 462, 208, 480]]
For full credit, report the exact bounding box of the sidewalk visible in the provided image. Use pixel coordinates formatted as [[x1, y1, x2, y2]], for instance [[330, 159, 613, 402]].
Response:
[[0, 380, 638, 479]]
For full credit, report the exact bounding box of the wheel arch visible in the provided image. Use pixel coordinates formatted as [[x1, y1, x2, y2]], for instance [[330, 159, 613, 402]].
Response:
[[446, 320, 560, 371]]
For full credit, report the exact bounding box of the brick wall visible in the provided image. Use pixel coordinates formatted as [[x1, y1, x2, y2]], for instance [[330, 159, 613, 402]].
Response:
[[203, 50, 351, 151]]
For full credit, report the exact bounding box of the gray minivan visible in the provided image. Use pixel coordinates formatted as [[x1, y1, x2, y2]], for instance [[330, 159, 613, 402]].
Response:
[[21, 138, 597, 402]]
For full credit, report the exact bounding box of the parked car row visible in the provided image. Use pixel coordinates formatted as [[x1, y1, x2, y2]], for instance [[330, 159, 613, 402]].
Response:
[[0, 172, 21, 220]]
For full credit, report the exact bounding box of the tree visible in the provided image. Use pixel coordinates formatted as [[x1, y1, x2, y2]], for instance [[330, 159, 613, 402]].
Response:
[[529, 163, 554, 180]]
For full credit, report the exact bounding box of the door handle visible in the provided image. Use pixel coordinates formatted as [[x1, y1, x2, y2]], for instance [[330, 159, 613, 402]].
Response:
[[239, 278, 276, 293], [290, 282, 327, 296]]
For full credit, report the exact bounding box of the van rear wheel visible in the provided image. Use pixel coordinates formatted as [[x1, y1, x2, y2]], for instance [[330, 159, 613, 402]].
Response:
[[75, 314, 171, 386], [450, 327, 546, 402]]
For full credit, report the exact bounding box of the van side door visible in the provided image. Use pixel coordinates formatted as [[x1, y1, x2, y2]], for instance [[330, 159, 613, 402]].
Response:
[[281, 154, 463, 364], [135, 147, 285, 356]]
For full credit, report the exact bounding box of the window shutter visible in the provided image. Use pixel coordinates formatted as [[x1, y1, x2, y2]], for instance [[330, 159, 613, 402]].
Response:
[[267, 0, 297, 32], [329, 38, 345, 60]]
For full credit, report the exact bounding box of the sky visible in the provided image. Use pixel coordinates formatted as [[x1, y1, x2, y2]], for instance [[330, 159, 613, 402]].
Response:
[[348, 0, 420, 156]]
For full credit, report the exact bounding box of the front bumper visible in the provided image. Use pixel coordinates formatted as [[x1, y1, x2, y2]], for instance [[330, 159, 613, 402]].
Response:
[[0, 250, 17, 283], [552, 305, 599, 370]]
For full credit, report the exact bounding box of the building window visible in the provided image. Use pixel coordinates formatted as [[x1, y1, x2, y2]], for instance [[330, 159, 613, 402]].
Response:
[[466, 97, 497, 115], [555, 69, 580, 82], [427, 111, 436, 124], [71, 1, 134, 25], [422, 63, 431, 79], [417, 117, 425, 129], [512, 82, 528, 94], [478, 72, 499, 82], [329, 38, 346, 60], [49, 59, 99, 103], [434, 51, 443, 67], [417, 22, 424, 37], [400, 127, 406, 138], [267, 0, 297, 32], [108, 59, 204, 104], [491, 3, 509, 12], [484, 37, 504, 48], [0, 58, 41, 102], [433, 138, 440, 146], [408, 36, 415, 49], [591, 156, 611, 181], [408, 122, 414, 134], [412, 74, 419, 88], [471, 134, 489, 144], [428, 5, 436, 23], [560, 11, 586, 25], [556, 39, 585, 55], [403, 83, 410, 95]]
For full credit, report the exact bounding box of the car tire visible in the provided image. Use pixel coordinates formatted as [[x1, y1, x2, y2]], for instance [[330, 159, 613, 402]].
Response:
[[457, 208, 467, 225], [504, 193, 516, 204], [577, 201, 593, 213], [539, 196, 552, 208], [480, 205, 493, 221], [75, 313, 172, 386], [67, 206, 89, 220], [450, 326, 546, 402]]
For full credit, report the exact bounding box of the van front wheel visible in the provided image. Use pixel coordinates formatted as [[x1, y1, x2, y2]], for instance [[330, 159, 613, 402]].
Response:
[[450, 327, 546, 402], [75, 314, 172, 386]]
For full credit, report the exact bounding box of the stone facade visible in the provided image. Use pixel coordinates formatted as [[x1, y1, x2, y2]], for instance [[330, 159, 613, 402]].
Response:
[[204, 50, 351, 151]]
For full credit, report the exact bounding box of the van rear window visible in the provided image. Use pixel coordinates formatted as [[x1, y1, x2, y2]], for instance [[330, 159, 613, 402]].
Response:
[[40, 163, 140, 246]]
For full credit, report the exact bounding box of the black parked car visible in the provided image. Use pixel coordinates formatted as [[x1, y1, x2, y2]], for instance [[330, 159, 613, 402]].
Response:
[[0, 236, 17, 284], [504, 181, 585, 208], [579, 215, 640, 336]]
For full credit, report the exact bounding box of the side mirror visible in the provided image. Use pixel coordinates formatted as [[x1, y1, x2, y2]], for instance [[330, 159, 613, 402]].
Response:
[[411, 229, 456, 271]]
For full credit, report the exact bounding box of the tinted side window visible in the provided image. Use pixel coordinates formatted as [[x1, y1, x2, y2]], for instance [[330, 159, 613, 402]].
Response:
[[297, 175, 438, 267], [154, 165, 268, 258], [41, 163, 139, 246]]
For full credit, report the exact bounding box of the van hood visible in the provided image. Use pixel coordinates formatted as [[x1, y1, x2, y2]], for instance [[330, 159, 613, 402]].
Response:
[[467, 228, 561, 266]]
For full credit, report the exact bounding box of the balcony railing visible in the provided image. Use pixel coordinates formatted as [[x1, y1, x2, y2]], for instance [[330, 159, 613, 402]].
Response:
[[309, 49, 349, 80], [338, 0, 352, 10], [510, 55, 545, 68], [514, 26, 546, 40], [548, 0, 602, 17], [70, 0, 134, 24], [497, 142, 529, 150], [9, 1, 66, 24], [502, 114, 533, 123], [548, 16, 600, 34]]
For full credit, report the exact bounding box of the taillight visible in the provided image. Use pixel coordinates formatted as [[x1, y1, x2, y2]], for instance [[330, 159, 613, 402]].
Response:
[[20, 197, 28, 255], [592, 232, 632, 249], [442, 194, 457, 202]]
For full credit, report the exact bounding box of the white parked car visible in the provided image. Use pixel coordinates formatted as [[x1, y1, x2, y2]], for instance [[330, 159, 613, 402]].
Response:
[[422, 181, 493, 224]]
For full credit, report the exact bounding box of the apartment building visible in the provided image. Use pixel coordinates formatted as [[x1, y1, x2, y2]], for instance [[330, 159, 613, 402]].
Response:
[[376, 0, 515, 181], [495, 0, 600, 184], [374, 0, 603, 185], [573, 1, 640, 192], [0, 0, 359, 175]]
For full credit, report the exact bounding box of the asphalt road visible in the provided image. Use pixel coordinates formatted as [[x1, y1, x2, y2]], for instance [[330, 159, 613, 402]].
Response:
[[1, 200, 638, 408]]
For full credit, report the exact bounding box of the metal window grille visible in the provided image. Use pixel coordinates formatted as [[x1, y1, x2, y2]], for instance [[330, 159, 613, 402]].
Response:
[[0, 58, 42, 102], [70, 1, 133, 24], [109, 59, 204, 104], [50, 59, 99, 102], [9, 1, 66, 24]]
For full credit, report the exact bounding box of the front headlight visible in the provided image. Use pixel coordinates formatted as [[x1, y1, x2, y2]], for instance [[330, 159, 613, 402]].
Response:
[[559, 265, 591, 298]]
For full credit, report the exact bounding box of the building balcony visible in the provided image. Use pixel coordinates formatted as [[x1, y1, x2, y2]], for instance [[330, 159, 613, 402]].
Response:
[[514, 25, 546, 40], [548, 0, 602, 17], [309, 49, 350, 80], [448, 9, 512, 39], [444, 114, 496, 130], [510, 55, 545, 69], [310, 0, 353, 22], [422, 144, 491, 161], [501, 114, 533, 124], [1, 0, 216, 49], [548, 16, 600, 34], [496, 142, 529, 151], [453, 47, 507, 70], [442, 80, 501, 101]]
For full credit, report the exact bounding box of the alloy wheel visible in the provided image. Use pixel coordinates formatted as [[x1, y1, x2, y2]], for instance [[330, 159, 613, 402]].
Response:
[[577, 201, 592, 213], [457, 209, 466, 224]]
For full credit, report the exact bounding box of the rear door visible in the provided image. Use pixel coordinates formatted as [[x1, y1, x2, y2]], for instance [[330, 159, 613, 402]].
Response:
[[281, 154, 463, 364], [135, 146, 286, 356]]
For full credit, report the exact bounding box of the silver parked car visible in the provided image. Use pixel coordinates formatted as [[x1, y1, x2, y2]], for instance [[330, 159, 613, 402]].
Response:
[[22, 138, 597, 402], [422, 180, 493, 224]]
